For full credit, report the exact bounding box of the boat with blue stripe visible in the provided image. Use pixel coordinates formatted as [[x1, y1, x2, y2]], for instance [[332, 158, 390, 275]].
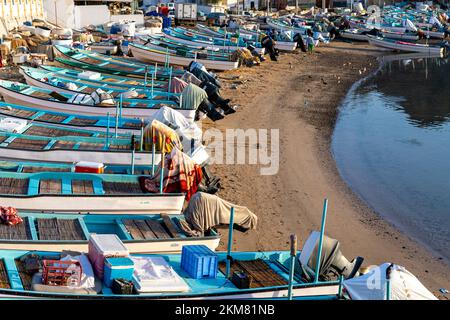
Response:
[[0, 212, 220, 253], [0, 170, 184, 214]]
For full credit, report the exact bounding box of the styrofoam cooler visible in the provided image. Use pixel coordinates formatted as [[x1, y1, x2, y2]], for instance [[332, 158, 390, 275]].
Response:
[[88, 234, 129, 279]]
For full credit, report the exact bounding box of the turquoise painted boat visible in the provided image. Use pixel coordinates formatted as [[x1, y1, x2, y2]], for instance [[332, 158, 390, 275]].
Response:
[[19, 66, 179, 100], [129, 43, 239, 71], [0, 80, 196, 121], [0, 249, 340, 299], [0, 160, 155, 176], [0, 212, 220, 253], [39, 65, 167, 92], [0, 170, 184, 214], [0, 101, 143, 133], [54, 45, 183, 79], [0, 118, 165, 165]]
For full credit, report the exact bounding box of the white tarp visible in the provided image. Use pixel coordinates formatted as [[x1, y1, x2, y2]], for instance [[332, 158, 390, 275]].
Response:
[[148, 106, 203, 155], [403, 19, 418, 32], [343, 263, 437, 300], [0, 117, 28, 133], [131, 256, 190, 293]]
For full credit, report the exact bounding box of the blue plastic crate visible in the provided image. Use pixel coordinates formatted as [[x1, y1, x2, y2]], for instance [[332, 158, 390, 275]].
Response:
[[181, 245, 218, 279]]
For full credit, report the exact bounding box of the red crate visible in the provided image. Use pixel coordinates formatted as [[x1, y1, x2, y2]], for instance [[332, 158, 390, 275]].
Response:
[[42, 260, 82, 287]]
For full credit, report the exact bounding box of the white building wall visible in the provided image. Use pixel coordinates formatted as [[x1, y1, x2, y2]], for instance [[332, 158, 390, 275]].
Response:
[[74, 5, 111, 29]]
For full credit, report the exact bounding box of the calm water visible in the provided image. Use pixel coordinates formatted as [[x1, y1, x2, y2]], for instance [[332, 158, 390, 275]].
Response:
[[332, 55, 450, 261]]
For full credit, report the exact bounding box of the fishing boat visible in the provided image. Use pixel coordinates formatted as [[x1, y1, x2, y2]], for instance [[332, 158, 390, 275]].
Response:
[[0, 122, 167, 165], [170, 26, 262, 50], [0, 101, 142, 134], [163, 28, 266, 55], [129, 43, 239, 71], [195, 24, 297, 52], [138, 36, 232, 60], [0, 249, 340, 299], [380, 30, 419, 41], [0, 80, 196, 121], [0, 159, 156, 176], [367, 35, 445, 55], [39, 65, 168, 92], [19, 66, 179, 100], [54, 46, 182, 79], [0, 212, 220, 252], [0, 171, 184, 214], [340, 29, 368, 41], [266, 18, 330, 38]]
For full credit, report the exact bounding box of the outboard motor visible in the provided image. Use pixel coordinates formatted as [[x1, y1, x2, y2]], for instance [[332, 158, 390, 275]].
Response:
[[299, 231, 364, 282]]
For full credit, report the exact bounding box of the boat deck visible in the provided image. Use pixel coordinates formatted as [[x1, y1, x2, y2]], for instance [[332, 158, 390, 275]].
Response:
[[0, 215, 185, 242], [0, 176, 144, 196], [219, 259, 288, 288], [0, 250, 331, 298], [0, 103, 141, 129]]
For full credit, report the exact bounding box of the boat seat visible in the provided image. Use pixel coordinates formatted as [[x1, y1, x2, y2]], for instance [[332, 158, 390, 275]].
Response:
[[31, 273, 102, 294]]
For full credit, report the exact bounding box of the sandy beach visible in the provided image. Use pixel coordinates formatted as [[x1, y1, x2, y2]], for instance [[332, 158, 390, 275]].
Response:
[[203, 41, 450, 298]]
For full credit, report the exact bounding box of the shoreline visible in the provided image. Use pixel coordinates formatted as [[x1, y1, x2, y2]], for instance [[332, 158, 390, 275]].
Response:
[[205, 41, 450, 298]]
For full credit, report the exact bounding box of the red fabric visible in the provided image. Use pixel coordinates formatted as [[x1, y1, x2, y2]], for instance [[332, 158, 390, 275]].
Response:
[[0, 206, 23, 226], [139, 148, 203, 201]]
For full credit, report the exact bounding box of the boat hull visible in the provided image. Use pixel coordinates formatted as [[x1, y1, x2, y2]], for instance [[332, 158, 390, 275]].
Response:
[[0, 85, 196, 122], [368, 36, 444, 55], [163, 32, 265, 55], [380, 31, 419, 41], [0, 147, 161, 166], [0, 283, 339, 300], [129, 44, 239, 71], [0, 194, 185, 214], [0, 237, 220, 254]]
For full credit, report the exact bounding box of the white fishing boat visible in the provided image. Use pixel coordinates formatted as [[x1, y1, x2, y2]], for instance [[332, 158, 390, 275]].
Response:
[[367, 35, 444, 55], [0, 171, 185, 214], [380, 30, 419, 41], [129, 43, 239, 71], [0, 80, 196, 122], [340, 29, 368, 41]]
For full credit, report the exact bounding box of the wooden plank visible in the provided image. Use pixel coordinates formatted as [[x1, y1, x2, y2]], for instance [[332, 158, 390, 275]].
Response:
[[39, 179, 62, 194], [122, 219, 144, 240], [160, 213, 180, 238], [145, 219, 170, 239], [133, 220, 156, 239]]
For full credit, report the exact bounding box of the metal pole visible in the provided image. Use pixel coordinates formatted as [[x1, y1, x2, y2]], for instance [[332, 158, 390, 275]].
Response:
[[144, 66, 148, 86], [338, 275, 344, 299], [151, 72, 154, 98], [287, 234, 297, 300], [167, 67, 173, 100], [151, 127, 156, 176], [119, 94, 123, 121], [225, 207, 235, 278], [131, 135, 135, 175], [105, 112, 110, 149], [139, 118, 144, 152], [314, 198, 328, 283], [114, 103, 119, 138], [159, 135, 166, 193]]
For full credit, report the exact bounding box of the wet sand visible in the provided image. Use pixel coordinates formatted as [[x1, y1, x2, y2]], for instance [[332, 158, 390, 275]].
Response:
[[204, 41, 450, 298]]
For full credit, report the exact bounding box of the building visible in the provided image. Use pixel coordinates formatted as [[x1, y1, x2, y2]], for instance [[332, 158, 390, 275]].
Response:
[[43, 0, 144, 29], [1, 0, 45, 36]]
